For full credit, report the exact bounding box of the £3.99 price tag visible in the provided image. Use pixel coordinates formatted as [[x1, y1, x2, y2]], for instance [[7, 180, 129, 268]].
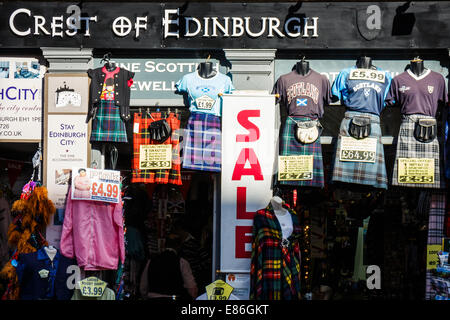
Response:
[[78, 277, 107, 297], [206, 280, 234, 300]]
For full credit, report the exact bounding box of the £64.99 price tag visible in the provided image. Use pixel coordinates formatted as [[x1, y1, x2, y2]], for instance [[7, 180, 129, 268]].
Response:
[[339, 136, 377, 163]]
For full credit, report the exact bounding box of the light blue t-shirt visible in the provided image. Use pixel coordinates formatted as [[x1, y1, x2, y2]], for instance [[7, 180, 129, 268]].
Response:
[[175, 71, 234, 117]]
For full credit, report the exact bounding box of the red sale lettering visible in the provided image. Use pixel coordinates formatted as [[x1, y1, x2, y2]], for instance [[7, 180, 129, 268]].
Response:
[[236, 187, 255, 220], [236, 110, 260, 142], [235, 226, 253, 259], [232, 148, 264, 181]]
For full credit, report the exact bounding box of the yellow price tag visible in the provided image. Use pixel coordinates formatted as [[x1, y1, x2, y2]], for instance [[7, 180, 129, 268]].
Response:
[[78, 277, 107, 297], [205, 280, 233, 300], [278, 155, 314, 181], [426, 245, 441, 270], [139, 144, 172, 170], [398, 158, 434, 184]]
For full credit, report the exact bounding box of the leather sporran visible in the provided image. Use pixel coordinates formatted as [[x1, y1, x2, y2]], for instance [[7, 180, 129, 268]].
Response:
[[148, 119, 172, 143], [413, 118, 436, 143], [294, 119, 323, 144], [349, 116, 371, 139]]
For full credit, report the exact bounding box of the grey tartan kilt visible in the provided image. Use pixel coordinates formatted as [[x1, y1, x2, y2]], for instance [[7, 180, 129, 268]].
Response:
[[392, 114, 445, 189]]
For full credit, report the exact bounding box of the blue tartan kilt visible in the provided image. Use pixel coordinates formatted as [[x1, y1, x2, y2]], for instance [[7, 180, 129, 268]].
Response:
[[277, 116, 324, 188], [331, 111, 387, 189]]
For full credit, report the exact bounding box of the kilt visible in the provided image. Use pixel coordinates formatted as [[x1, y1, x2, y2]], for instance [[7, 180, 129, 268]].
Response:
[[131, 111, 182, 185], [278, 116, 324, 188], [90, 100, 128, 143], [182, 112, 221, 172], [331, 111, 387, 189], [392, 114, 445, 189]]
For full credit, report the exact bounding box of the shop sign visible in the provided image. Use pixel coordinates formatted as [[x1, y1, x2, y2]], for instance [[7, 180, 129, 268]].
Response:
[[71, 167, 121, 204], [1, 2, 450, 49], [0, 58, 45, 142], [220, 93, 277, 273]]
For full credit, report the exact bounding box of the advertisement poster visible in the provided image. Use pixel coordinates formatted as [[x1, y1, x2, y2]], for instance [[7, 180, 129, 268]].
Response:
[[45, 114, 89, 248], [0, 58, 45, 141], [71, 167, 121, 203], [220, 93, 277, 273]]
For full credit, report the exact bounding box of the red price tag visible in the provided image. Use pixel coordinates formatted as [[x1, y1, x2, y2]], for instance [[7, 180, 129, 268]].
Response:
[[91, 182, 119, 199]]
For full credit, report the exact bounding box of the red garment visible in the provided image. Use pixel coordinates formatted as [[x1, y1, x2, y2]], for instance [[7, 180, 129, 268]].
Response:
[[60, 192, 125, 270]]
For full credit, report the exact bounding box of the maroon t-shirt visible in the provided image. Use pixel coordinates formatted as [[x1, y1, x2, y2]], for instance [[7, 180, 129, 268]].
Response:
[[272, 69, 332, 119], [386, 69, 448, 116]]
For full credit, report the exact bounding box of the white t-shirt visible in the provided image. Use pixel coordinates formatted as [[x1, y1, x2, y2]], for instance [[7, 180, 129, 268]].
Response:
[[275, 212, 293, 239]]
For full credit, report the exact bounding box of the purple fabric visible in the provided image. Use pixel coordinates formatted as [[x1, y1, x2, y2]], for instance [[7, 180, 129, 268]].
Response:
[[272, 69, 332, 119], [386, 69, 447, 116], [182, 112, 221, 172]]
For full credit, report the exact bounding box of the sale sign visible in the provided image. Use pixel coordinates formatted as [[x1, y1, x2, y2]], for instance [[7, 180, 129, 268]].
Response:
[[71, 167, 121, 203], [220, 93, 278, 273]]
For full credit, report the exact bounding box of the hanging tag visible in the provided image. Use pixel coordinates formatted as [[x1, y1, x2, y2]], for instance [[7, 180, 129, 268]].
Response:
[[398, 158, 434, 184], [205, 280, 233, 300], [133, 122, 140, 134], [78, 276, 107, 297], [278, 155, 314, 181], [195, 95, 215, 110]]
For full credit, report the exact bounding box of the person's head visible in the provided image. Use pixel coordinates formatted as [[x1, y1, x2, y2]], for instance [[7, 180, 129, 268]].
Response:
[[78, 168, 86, 177]]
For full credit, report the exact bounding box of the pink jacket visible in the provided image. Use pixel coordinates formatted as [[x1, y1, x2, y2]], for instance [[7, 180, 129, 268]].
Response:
[[60, 192, 125, 270]]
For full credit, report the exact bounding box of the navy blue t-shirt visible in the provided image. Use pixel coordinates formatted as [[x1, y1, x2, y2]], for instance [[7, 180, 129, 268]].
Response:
[[332, 66, 392, 116]]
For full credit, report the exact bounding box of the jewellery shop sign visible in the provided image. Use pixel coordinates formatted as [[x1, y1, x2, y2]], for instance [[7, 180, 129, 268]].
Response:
[[1, 2, 450, 49]]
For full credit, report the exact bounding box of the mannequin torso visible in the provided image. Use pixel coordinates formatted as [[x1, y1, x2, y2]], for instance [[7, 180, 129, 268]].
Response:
[[410, 60, 425, 76], [44, 245, 57, 261], [356, 56, 373, 69], [270, 196, 293, 239], [295, 61, 310, 76], [197, 62, 217, 79]]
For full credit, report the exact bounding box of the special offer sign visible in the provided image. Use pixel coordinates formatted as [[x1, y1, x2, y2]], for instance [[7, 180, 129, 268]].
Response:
[[71, 167, 121, 203], [220, 93, 277, 273]]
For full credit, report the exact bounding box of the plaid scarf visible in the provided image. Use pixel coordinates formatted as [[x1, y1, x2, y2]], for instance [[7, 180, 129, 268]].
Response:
[[250, 203, 302, 300]]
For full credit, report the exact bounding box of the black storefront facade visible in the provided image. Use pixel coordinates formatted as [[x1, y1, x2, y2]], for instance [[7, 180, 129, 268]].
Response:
[[0, 1, 449, 301]]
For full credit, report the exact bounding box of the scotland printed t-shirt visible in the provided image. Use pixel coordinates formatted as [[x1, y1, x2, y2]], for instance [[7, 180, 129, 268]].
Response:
[[385, 69, 448, 116], [332, 66, 392, 116], [272, 69, 332, 118], [175, 71, 234, 117]]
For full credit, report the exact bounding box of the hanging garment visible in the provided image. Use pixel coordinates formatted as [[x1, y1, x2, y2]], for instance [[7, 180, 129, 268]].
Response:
[[278, 116, 325, 188], [331, 111, 388, 189], [87, 66, 134, 143], [60, 192, 125, 270], [175, 71, 234, 117], [131, 111, 182, 185], [272, 68, 332, 119], [182, 112, 222, 172], [15, 247, 76, 300], [0, 197, 11, 268], [250, 203, 302, 300]]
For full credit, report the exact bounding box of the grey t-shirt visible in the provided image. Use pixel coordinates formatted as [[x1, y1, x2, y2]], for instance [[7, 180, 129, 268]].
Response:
[[386, 69, 448, 116], [272, 69, 332, 119]]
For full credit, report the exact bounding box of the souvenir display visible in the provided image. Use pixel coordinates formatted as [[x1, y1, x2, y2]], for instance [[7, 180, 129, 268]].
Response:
[[331, 57, 392, 189], [386, 58, 448, 189], [272, 59, 331, 188]]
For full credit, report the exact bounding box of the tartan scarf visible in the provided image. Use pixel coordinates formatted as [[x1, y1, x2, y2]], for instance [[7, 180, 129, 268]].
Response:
[[250, 202, 303, 300]]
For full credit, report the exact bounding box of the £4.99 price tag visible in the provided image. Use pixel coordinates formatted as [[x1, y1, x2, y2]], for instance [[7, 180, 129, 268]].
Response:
[[72, 167, 121, 203]]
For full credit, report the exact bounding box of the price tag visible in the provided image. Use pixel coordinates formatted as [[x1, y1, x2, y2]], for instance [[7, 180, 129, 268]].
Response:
[[398, 158, 434, 184], [427, 245, 442, 270], [139, 144, 172, 170], [339, 136, 377, 163], [349, 68, 386, 83], [78, 277, 107, 297], [278, 155, 314, 181], [71, 168, 121, 203], [195, 95, 216, 110], [205, 280, 233, 300]]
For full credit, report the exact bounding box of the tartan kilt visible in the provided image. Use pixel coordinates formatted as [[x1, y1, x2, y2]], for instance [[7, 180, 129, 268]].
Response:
[[90, 100, 128, 143], [331, 111, 388, 189], [392, 114, 444, 189], [182, 112, 221, 172], [278, 116, 324, 188], [131, 111, 182, 185]]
